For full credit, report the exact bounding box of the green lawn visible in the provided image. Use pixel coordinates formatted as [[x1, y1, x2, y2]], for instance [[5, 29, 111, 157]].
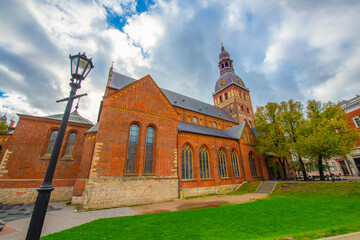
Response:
[[42, 182, 360, 240]]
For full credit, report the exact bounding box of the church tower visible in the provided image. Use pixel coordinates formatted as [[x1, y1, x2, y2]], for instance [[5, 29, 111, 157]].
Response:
[[213, 44, 254, 127]]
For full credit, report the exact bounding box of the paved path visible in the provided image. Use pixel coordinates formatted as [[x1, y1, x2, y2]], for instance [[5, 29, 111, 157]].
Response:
[[0, 193, 268, 239], [318, 232, 360, 239], [0, 202, 136, 240]]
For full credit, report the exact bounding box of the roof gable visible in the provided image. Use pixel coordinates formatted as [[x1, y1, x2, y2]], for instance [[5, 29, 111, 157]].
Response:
[[104, 75, 178, 120]]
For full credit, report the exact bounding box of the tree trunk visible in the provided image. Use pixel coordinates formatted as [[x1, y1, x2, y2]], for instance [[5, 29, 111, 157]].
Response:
[[298, 156, 308, 181], [318, 156, 325, 180], [278, 157, 288, 180]]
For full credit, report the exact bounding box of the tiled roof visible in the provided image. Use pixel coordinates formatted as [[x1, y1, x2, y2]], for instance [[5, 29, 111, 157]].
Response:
[[86, 122, 99, 133], [178, 121, 241, 140], [44, 110, 93, 125], [223, 122, 246, 139], [109, 71, 237, 123]]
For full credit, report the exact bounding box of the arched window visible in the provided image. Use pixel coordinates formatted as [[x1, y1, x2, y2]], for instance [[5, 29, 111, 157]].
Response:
[[45, 130, 58, 155], [182, 144, 193, 179], [125, 124, 139, 173], [241, 105, 244, 111], [221, 63, 224, 69], [225, 93, 228, 100], [220, 96, 223, 102], [225, 62, 228, 67], [218, 148, 227, 178], [199, 146, 210, 179], [144, 126, 155, 174], [247, 108, 250, 113], [64, 132, 77, 156], [0, 146, 2, 155], [232, 150, 240, 177], [249, 151, 258, 177]]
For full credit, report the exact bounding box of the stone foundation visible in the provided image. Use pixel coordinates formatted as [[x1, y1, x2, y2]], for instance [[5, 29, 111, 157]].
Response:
[[81, 176, 179, 210], [180, 183, 242, 198], [0, 186, 74, 204]]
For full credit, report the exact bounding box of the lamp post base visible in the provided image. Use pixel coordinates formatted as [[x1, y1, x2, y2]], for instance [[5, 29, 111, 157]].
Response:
[[26, 185, 54, 240]]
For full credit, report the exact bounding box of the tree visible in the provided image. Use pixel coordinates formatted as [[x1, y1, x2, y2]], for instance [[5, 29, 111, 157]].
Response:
[[280, 100, 309, 180], [255, 102, 290, 179], [0, 121, 7, 134], [302, 100, 358, 180]]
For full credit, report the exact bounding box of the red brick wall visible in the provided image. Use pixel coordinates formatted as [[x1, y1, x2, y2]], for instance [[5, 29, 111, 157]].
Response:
[[0, 134, 12, 162], [73, 132, 97, 196], [178, 132, 245, 189], [239, 125, 266, 181], [346, 108, 360, 147], [0, 115, 91, 188], [90, 75, 179, 177]]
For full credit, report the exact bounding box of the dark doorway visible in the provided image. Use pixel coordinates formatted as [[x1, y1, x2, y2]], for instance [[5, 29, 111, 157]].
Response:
[[353, 158, 360, 174], [339, 160, 350, 176]]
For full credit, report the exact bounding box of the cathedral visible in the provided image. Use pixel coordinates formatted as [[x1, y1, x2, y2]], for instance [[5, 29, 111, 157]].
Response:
[[0, 45, 276, 209]]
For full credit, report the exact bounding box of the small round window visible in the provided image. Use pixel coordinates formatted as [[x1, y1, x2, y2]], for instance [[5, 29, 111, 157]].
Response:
[[212, 122, 217, 127], [193, 117, 198, 123]]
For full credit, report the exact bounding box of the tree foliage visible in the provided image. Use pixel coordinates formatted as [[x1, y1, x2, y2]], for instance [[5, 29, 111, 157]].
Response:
[[301, 100, 358, 180], [0, 121, 7, 134], [255, 99, 359, 180]]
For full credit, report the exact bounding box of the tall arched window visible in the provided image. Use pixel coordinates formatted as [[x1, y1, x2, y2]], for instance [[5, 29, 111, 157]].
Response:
[[249, 151, 258, 177], [0, 146, 2, 155], [218, 149, 228, 178], [64, 132, 77, 156], [232, 150, 240, 177], [125, 124, 139, 173], [144, 126, 155, 174], [182, 144, 193, 179], [45, 130, 58, 155], [199, 146, 210, 179]]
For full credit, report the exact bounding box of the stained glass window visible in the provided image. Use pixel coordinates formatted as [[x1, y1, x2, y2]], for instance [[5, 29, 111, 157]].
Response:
[[64, 132, 77, 156], [182, 144, 193, 179], [199, 147, 210, 179], [45, 130, 58, 155], [144, 126, 155, 174], [231, 150, 240, 177], [125, 124, 139, 173], [218, 149, 228, 178]]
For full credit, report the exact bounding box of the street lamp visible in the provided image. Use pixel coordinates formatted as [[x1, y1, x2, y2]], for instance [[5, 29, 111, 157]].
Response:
[[26, 53, 93, 240]]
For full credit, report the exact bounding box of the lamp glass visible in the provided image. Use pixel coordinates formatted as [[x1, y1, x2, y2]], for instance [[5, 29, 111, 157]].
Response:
[[71, 57, 79, 76]]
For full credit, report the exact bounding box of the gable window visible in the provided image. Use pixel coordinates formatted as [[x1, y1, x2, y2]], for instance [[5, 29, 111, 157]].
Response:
[[218, 148, 228, 178], [144, 126, 155, 174], [64, 132, 77, 156], [182, 144, 193, 179], [225, 93, 228, 100], [249, 151, 258, 177], [231, 150, 240, 177], [45, 130, 58, 155], [353, 116, 360, 128], [199, 146, 210, 179], [125, 124, 139, 174]]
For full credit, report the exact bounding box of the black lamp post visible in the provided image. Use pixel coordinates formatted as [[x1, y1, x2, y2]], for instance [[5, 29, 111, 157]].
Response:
[[26, 53, 93, 240]]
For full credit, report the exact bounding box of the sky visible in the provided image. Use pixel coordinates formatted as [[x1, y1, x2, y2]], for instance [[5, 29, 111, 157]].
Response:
[[1, 0, 360, 124]]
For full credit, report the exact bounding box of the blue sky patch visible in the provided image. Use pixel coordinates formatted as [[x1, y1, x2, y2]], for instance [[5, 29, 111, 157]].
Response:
[[105, 0, 155, 31], [246, 11, 252, 23], [0, 91, 7, 98]]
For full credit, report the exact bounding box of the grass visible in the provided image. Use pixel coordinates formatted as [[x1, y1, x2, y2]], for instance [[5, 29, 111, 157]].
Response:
[[42, 182, 360, 240], [226, 181, 261, 195]]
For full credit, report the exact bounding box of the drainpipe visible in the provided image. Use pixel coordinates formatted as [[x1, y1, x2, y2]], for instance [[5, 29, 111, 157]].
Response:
[[177, 130, 181, 199]]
